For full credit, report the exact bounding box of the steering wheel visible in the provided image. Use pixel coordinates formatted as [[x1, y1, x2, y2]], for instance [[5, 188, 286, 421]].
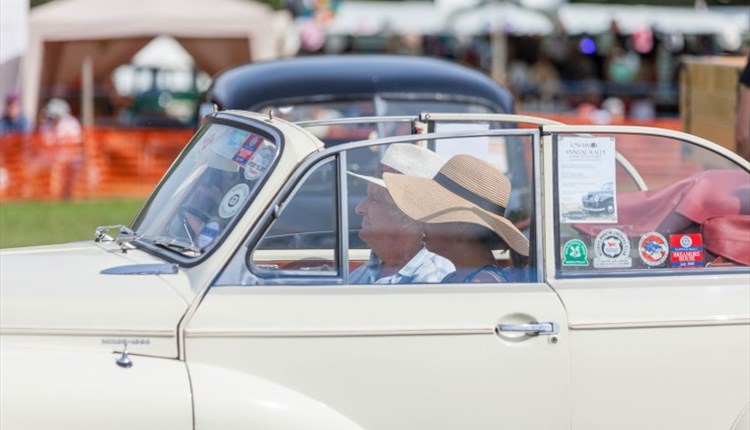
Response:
[[177, 205, 212, 243]]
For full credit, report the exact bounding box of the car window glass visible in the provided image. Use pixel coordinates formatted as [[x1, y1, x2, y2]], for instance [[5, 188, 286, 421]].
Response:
[[555, 132, 750, 276], [247, 158, 339, 283], [131, 121, 279, 259], [216, 130, 537, 287], [346, 134, 536, 285]]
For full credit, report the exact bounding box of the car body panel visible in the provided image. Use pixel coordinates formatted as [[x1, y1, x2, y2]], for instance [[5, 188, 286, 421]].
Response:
[[0, 342, 192, 430], [540, 125, 750, 430], [185, 284, 570, 429], [0, 241, 193, 357]]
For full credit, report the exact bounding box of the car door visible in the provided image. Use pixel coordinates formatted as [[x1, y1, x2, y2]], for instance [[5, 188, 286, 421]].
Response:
[[543, 126, 750, 430], [183, 128, 571, 429]]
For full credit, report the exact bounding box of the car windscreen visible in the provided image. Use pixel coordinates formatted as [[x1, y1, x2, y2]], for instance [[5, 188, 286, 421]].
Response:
[[130, 121, 280, 259]]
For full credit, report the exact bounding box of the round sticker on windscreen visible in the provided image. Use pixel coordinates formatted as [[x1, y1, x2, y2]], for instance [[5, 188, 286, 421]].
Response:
[[196, 221, 220, 249], [244, 143, 276, 180], [219, 183, 250, 219]]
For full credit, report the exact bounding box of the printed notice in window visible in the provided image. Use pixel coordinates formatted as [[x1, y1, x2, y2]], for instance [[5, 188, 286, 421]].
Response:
[[558, 136, 617, 224]]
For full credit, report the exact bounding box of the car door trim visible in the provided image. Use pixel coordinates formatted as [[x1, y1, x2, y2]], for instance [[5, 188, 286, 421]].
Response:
[[184, 327, 497, 338], [569, 316, 750, 330]]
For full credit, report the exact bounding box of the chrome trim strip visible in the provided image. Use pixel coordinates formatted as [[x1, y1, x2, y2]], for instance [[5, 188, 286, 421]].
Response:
[[569, 316, 750, 330], [0, 327, 175, 337], [185, 327, 495, 338]]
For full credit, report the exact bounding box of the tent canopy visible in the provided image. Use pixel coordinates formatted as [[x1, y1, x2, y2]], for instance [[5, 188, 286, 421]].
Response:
[[558, 4, 749, 36], [23, 0, 291, 124]]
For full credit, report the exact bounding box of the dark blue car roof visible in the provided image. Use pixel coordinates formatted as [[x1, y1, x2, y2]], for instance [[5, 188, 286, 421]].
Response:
[[207, 55, 514, 113]]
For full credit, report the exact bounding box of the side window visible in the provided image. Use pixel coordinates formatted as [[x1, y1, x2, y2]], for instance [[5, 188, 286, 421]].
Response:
[[248, 158, 340, 283], [216, 131, 538, 287], [556, 132, 750, 276], [346, 134, 537, 285]]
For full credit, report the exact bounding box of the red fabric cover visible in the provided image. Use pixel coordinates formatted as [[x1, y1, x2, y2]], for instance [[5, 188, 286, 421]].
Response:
[[702, 215, 750, 265], [574, 170, 750, 238]]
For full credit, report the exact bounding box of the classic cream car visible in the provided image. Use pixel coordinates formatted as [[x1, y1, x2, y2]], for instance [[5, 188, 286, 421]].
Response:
[[1, 111, 748, 430]]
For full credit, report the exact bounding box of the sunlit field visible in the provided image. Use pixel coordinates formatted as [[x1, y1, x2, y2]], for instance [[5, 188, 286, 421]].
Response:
[[0, 199, 144, 248]]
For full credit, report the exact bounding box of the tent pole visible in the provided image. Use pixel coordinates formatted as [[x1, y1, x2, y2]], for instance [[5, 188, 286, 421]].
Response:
[[81, 56, 94, 127]]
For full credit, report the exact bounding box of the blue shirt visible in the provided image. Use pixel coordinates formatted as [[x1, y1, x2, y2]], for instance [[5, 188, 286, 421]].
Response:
[[441, 264, 510, 284], [349, 247, 455, 284], [0, 115, 30, 134]]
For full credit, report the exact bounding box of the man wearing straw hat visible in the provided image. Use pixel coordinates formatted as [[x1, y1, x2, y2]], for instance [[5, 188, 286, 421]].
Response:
[[384, 154, 530, 283], [349, 144, 455, 284]]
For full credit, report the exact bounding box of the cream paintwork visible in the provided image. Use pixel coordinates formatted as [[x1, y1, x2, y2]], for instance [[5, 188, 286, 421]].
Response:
[[0, 338, 192, 430], [541, 126, 750, 430], [0, 241, 193, 357], [188, 361, 366, 430], [185, 284, 570, 429]]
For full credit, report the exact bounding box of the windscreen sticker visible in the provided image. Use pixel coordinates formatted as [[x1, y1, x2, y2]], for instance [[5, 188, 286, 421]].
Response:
[[638, 232, 669, 267], [245, 142, 277, 180], [194, 130, 219, 165], [593, 228, 632, 269], [669, 233, 704, 268], [232, 134, 264, 166], [213, 129, 251, 161], [558, 136, 617, 224], [196, 221, 220, 249], [562, 239, 589, 266], [219, 183, 250, 219]]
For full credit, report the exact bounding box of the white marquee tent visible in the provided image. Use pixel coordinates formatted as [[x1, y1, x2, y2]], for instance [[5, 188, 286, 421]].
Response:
[[23, 0, 292, 125]]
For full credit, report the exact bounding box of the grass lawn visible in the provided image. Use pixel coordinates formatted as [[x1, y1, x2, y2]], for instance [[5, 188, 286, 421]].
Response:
[[0, 199, 145, 249]]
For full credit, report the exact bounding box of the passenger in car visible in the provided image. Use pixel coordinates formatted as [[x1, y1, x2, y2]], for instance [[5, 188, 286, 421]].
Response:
[[349, 144, 455, 284], [384, 154, 530, 283]]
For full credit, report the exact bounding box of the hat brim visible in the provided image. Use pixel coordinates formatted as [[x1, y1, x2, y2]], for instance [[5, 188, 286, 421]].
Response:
[[347, 171, 385, 187], [384, 174, 530, 256]]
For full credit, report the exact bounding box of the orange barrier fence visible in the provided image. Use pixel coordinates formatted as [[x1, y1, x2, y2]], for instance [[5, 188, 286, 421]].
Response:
[[0, 129, 193, 202], [0, 117, 684, 202]]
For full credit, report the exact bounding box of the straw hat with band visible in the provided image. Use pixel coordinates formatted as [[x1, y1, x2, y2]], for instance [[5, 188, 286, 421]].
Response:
[[383, 154, 530, 256], [348, 143, 445, 187]]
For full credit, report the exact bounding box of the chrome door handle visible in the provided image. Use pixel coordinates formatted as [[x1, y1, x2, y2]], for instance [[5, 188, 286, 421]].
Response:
[[496, 322, 559, 336]]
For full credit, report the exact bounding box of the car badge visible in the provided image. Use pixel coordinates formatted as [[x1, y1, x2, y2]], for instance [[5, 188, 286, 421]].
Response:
[[669, 233, 704, 268], [562, 239, 589, 266], [638, 232, 669, 267], [593, 228, 632, 269]]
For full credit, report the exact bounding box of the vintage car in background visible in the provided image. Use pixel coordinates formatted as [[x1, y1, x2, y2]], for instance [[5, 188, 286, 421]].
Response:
[[1, 110, 749, 430], [202, 55, 515, 124]]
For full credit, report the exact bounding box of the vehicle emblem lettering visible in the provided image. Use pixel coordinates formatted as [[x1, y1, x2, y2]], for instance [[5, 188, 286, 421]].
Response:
[[101, 338, 151, 346], [562, 239, 589, 266], [593, 228, 632, 269], [638, 232, 668, 267]]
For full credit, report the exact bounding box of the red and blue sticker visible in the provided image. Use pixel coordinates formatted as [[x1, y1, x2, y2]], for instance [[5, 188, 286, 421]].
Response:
[[638, 231, 668, 267], [669, 233, 704, 268], [232, 134, 264, 166]]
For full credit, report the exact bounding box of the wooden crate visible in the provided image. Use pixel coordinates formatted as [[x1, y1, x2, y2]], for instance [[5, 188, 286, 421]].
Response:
[[680, 55, 746, 153]]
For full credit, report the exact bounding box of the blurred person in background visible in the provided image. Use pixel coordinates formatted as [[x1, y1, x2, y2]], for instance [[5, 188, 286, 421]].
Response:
[[0, 92, 30, 135], [736, 54, 750, 161], [40, 98, 82, 144], [39, 98, 84, 200]]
